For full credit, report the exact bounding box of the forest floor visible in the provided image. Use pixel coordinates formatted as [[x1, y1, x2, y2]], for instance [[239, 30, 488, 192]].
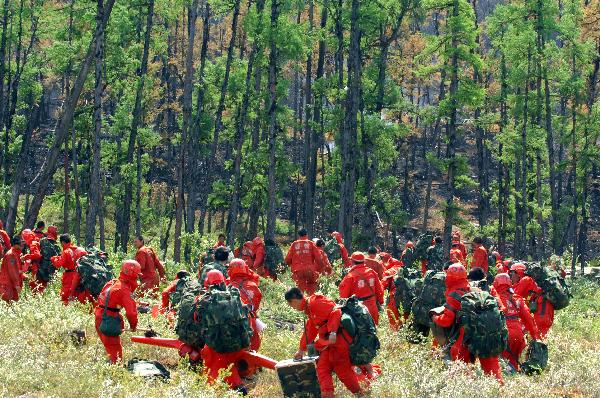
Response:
[[1, 261, 599, 398]]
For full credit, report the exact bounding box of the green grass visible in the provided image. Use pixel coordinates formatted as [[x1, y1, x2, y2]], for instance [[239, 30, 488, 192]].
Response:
[[1, 270, 599, 397]]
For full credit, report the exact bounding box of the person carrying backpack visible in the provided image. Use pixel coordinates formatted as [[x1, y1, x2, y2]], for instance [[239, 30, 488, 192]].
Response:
[[470, 237, 489, 273], [492, 273, 540, 371], [227, 259, 263, 351], [51, 234, 87, 305], [199, 246, 230, 286], [383, 258, 405, 330], [94, 260, 141, 363], [134, 236, 166, 295], [285, 287, 365, 398], [431, 264, 504, 383], [511, 263, 556, 338], [400, 241, 415, 268], [328, 230, 351, 267], [199, 270, 251, 395], [339, 252, 384, 325], [313, 238, 333, 276], [161, 270, 191, 313], [285, 229, 326, 295]]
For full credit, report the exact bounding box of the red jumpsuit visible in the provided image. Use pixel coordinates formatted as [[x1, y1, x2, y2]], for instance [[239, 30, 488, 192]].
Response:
[[0, 248, 23, 302], [339, 263, 384, 325], [514, 276, 554, 338], [495, 286, 539, 370], [135, 246, 166, 294], [69, 272, 95, 305], [22, 241, 43, 293], [53, 244, 87, 304], [453, 240, 467, 260], [94, 278, 138, 363], [299, 295, 361, 398], [242, 238, 271, 279], [316, 246, 333, 276], [285, 237, 325, 295], [433, 280, 503, 383], [331, 232, 351, 267], [471, 245, 489, 273], [228, 271, 263, 351], [0, 228, 10, 255], [449, 248, 465, 266], [201, 345, 245, 388], [364, 256, 385, 280], [382, 261, 406, 330]]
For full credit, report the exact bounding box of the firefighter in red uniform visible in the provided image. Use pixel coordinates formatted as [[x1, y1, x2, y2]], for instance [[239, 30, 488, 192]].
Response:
[[94, 260, 140, 363], [0, 220, 11, 255], [286, 287, 364, 398], [51, 234, 87, 305], [285, 229, 325, 295], [493, 273, 539, 371], [379, 252, 392, 269], [449, 242, 465, 266], [470, 236, 489, 273], [382, 258, 405, 330], [314, 238, 333, 276], [451, 231, 467, 260], [364, 247, 385, 280], [329, 230, 351, 267], [0, 236, 23, 302], [214, 234, 226, 248], [33, 221, 46, 240], [339, 252, 384, 325], [511, 263, 554, 338], [134, 236, 166, 295], [241, 236, 268, 277], [20, 229, 42, 293], [227, 259, 263, 351], [201, 270, 248, 395], [431, 264, 503, 383], [400, 241, 414, 267]]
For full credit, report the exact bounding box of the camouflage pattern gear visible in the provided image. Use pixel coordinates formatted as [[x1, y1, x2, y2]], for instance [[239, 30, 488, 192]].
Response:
[[196, 286, 253, 353], [413, 232, 433, 261], [201, 248, 215, 265], [38, 237, 61, 283], [425, 244, 445, 272], [76, 248, 114, 298], [264, 241, 285, 276], [521, 340, 548, 375], [402, 246, 416, 269], [455, 290, 509, 358], [170, 276, 201, 310], [338, 296, 380, 366], [525, 263, 571, 310], [199, 262, 228, 287], [324, 238, 341, 263], [175, 288, 205, 348], [393, 267, 422, 314], [411, 270, 447, 328], [276, 357, 321, 398]]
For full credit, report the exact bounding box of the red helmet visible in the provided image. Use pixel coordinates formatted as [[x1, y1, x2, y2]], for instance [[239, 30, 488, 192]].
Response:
[[120, 260, 142, 280], [47, 226, 58, 240], [350, 251, 365, 263], [204, 269, 226, 289], [21, 229, 36, 246], [445, 263, 467, 282], [380, 252, 391, 262], [493, 273, 512, 290], [510, 263, 527, 277], [252, 236, 263, 245], [405, 241, 414, 249], [228, 258, 249, 275]]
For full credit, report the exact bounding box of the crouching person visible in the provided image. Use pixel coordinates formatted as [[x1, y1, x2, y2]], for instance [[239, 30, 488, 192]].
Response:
[[285, 287, 365, 398], [94, 260, 141, 363]]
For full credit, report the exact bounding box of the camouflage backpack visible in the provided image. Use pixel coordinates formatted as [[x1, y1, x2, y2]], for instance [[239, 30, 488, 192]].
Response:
[[37, 238, 61, 283], [455, 290, 508, 358], [413, 232, 433, 261], [170, 277, 201, 310], [196, 286, 253, 353], [393, 267, 422, 315], [324, 238, 341, 263], [521, 340, 548, 375], [426, 244, 445, 272], [402, 246, 416, 269], [411, 270, 447, 327], [76, 248, 113, 298], [199, 262, 228, 287], [264, 241, 284, 276], [175, 288, 205, 348], [338, 296, 380, 366], [525, 263, 571, 310]]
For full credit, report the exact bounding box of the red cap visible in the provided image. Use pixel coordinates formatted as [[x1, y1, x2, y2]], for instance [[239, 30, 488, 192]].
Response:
[[350, 252, 365, 263], [21, 229, 36, 246], [510, 263, 527, 277], [120, 260, 142, 279], [228, 258, 249, 276], [405, 241, 414, 249], [493, 273, 512, 290], [446, 263, 467, 282], [47, 226, 58, 240], [204, 270, 226, 289]]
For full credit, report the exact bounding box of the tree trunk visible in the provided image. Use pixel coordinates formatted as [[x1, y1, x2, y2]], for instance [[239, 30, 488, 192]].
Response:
[[25, 0, 116, 229], [303, 0, 316, 236], [0, 0, 10, 175]]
